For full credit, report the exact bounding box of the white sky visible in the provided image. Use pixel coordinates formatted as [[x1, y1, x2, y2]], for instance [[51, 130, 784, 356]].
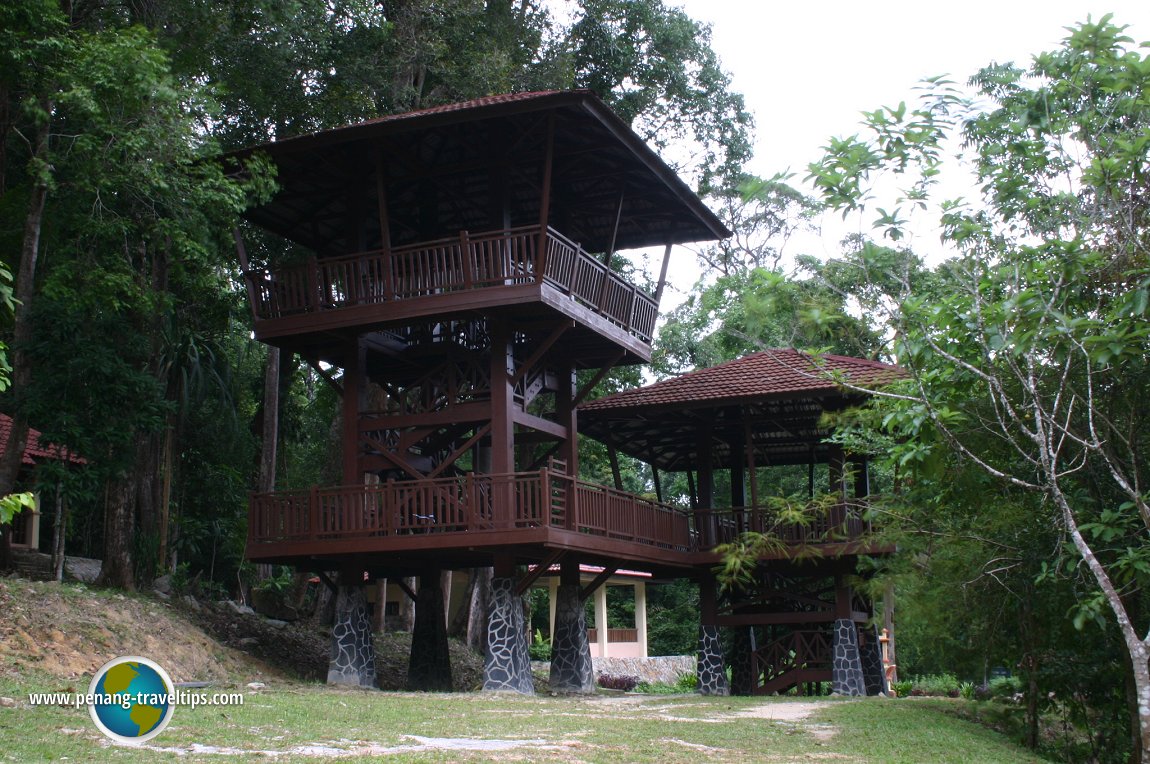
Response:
[[651, 2, 1150, 301]]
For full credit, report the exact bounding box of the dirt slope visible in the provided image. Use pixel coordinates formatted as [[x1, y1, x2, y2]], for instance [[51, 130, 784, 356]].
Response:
[[0, 578, 285, 684]]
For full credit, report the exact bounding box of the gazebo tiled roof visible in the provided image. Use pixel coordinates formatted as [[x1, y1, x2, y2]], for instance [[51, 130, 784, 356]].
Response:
[[578, 349, 904, 470], [580, 349, 904, 413]]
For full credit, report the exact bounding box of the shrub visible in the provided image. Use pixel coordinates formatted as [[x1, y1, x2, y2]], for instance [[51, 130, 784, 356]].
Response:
[[973, 683, 993, 701], [988, 675, 1022, 701], [913, 673, 960, 697], [528, 629, 551, 662], [597, 673, 640, 691], [675, 672, 698, 692], [890, 679, 914, 697], [959, 681, 976, 700]]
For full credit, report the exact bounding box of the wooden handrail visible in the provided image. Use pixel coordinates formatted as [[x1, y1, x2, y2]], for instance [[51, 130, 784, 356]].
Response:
[[248, 468, 691, 552], [248, 225, 660, 342]]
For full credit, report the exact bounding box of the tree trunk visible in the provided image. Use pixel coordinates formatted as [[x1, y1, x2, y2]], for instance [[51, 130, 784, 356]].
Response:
[[97, 474, 136, 590], [465, 567, 493, 649], [255, 346, 280, 582], [51, 483, 65, 582], [0, 108, 52, 507], [448, 568, 481, 637]]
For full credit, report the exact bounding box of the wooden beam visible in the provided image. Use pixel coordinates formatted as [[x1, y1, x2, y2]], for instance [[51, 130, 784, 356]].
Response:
[[374, 149, 392, 255], [580, 564, 619, 602], [571, 350, 626, 408], [395, 578, 418, 603], [515, 550, 565, 596], [653, 243, 673, 304], [509, 321, 572, 388], [233, 228, 260, 324], [315, 570, 338, 594], [603, 186, 625, 267], [652, 466, 663, 504], [304, 357, 343, 398], [428, 424, 491, 479], [607, 447, 623, 491], [513, 410, 567, 440]]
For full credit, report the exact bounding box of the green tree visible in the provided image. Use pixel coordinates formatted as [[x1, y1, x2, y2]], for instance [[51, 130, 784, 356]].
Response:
[[808, 16, 1150, 759]]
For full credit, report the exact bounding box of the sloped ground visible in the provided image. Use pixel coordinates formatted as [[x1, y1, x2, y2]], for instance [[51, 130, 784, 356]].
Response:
[[0, 578, 278, 684], [0, 576, 487, 692]]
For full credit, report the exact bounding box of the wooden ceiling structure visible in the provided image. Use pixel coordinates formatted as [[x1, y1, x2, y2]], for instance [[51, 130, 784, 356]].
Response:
[[229, 90, 729, 259]]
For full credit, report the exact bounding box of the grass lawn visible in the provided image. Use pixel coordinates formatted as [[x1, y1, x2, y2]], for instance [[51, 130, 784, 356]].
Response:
[[0, 672, 1047, 763]]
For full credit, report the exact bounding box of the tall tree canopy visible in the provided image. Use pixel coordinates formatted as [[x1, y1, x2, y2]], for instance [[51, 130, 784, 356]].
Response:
[[808, 16, 1150, 759]]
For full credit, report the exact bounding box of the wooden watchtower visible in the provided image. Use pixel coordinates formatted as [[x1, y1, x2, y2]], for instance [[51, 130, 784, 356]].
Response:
[[232, 91, 729, 692]]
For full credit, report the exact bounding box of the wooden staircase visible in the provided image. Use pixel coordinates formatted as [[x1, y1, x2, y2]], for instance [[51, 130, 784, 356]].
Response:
[[753, 629, 832, 695]]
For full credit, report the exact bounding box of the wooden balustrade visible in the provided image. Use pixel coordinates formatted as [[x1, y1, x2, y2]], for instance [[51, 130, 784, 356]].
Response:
[[586, 628, 640, 643], [248, 468, 691, 552], [692, 501, 872, 547], [246, 225, 659, 343]]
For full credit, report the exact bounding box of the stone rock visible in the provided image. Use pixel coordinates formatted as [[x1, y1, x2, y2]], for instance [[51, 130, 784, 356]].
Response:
[[239, 637, 259, 647], [250, 588, 300, 622], [62, 556, 101, 584], [264, 619, 288, 628], [181, 595, 201, 611], [246, 682, 265, 691], [224, 600, 256, 616], [0, 697, 16, 708], [152, 574, 173, 595]]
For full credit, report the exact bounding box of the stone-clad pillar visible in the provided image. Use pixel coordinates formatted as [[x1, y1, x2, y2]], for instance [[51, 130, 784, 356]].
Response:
[[696, 625, 730, 696], [328, 584, 377, 688], [860, 625, 887, 696], [831, 619, 866, 696], [482, 576, 534, 693], [407, 571, 453, 691], [549, 583, 594, 693]]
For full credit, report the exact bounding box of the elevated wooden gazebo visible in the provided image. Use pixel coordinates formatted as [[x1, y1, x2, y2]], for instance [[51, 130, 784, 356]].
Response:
[[579, 349, 903, 696]]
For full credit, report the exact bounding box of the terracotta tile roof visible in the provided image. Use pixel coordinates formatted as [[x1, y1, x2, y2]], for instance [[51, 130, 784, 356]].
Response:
[[356, 90, 569, 126], [579, 349, 905, 412], [0, 414, 86, 466]]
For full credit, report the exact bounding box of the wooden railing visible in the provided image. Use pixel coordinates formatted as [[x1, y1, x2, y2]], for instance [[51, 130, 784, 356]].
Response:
[[692, 500, 871, 548], [586, 628, 640, 643], [248, 468, 691, 552], [246, 225, 660, 343]]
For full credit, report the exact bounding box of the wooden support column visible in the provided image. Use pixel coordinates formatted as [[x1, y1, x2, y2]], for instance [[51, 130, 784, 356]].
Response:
[[341, 341, 364, 486], [557, 363, 579, 529], [853, 457, 870, 498], [828, 445, 847, 530], [696, 424, 715, 546], [535, 111, 556, 278], [744, 417, 759, 509], [490, 320, 515, 526], [652, 467, 663, 504], [374, 151, 392, 256], [730, 458, 745, 535]]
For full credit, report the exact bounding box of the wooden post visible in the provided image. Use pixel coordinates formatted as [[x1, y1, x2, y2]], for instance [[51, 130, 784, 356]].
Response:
[[489, 320, 515, 527], [342, 342, 363, 486], [535, 111, 556, 281]]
